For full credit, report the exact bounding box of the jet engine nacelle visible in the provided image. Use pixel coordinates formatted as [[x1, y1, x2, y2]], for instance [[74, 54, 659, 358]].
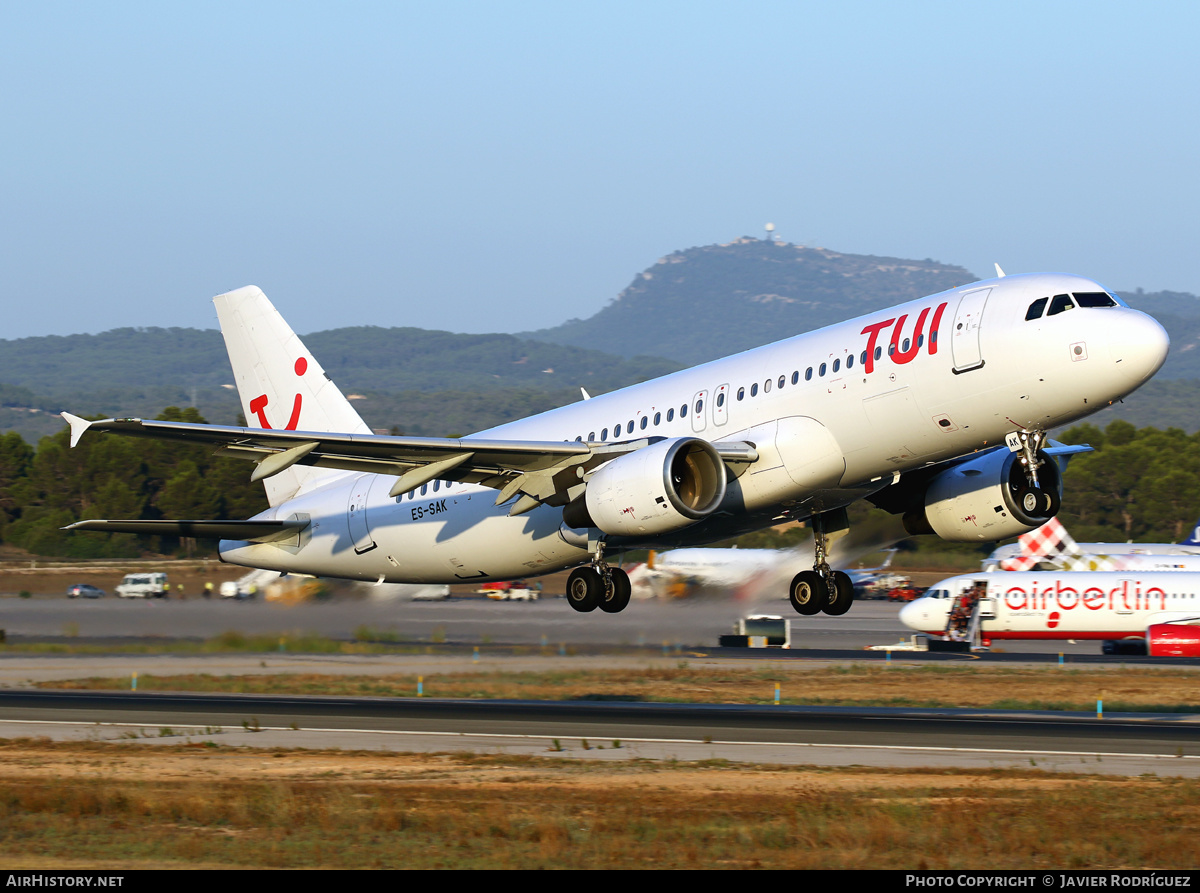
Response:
[[1147, 624, 1200, 657], [906, 448, 1062, 542], [574, 437, 727, 537]]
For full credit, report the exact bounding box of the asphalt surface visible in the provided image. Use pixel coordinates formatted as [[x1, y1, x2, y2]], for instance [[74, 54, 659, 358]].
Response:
[[0, 593, 1168, 657], [4, 593, 1200, 775], [3, 688, 1199, 777]]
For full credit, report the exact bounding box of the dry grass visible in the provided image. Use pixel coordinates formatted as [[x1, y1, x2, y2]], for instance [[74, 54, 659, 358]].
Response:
[[38, 664, 1200, 713], [0, 738, 1197, 869]]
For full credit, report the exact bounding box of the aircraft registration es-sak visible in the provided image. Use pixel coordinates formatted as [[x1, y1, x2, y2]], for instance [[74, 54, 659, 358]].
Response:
[[64, 272, 1168, 617], [899, 572, 1200, 657]]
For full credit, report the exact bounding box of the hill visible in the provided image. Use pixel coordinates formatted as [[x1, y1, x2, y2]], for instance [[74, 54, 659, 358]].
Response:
[[4, 237, 1200, 442], [524, 238, 979, 364]]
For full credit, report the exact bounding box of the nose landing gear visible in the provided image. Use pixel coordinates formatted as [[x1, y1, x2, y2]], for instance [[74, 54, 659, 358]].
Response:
[[1007, 428, 1060, 519]]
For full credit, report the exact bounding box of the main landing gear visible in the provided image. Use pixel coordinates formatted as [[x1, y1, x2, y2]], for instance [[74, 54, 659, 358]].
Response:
[[788, 509, 854, 617], [566, 541, 631, 614]]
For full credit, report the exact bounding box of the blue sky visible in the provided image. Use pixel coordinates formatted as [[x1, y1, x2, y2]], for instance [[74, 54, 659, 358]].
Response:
[[1, 2, 1196, 338]]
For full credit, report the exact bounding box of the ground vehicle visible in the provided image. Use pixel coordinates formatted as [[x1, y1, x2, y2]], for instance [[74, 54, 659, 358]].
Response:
[[115, 573, 167, 598], [886, 581, 924, 602], [480, 581, 539, 600], [66, 584, 105, 599]]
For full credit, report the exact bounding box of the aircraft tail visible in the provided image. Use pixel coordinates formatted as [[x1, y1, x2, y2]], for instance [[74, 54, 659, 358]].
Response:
[[214, 286, 371, 506], [999, 517, 1081, 571], [1181, 519, 1200, 546]]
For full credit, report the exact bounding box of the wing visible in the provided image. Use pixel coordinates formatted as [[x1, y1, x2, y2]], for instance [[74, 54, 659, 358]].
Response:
[[62, 414, 759, 516], [66, 518, 306, 544]]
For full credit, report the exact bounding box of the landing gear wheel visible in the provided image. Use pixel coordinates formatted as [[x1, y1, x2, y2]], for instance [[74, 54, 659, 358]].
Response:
[[599, 568, 631, 614], [789, 570, 827, 616], [823, 571, 854, 616], [566, 567, 602, 613]]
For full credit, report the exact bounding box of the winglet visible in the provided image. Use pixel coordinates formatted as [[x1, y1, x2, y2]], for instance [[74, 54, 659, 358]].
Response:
[[580, 387, 591, 401], [61, 412, 93, 448], [994, 263, 1006, 278]]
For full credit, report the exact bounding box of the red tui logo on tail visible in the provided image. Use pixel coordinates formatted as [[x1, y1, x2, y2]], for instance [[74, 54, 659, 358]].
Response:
[[248, 358, 307, 430]]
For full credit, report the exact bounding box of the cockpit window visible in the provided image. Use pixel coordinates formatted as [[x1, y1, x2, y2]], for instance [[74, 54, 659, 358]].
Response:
[[1047, 293, 1076, 316], [1025, 297, 1048, 320], [1073, 291, 1118, 308]]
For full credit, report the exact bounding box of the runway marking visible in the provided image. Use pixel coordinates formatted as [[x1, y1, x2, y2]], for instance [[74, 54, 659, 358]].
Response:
[[1, 719, 1196, 762]]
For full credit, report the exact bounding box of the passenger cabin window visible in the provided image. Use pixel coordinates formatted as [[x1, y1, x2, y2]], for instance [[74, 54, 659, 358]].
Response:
[[667, 408, 674, 422], [1074, 291, 1118, 308], [680, 404, 688, 418], [588, 431, 595, 440], [1025, 297, 1048, 320], [601, 428, 608, 441], [750, 383, 758, 397], [1048, 293, 1075, 316], [805, 367, 813, 381], [819, 362, 827, 376], [791, 371, 799, 384], [737, 387, 745, 401], [777, 375, 785, 388], [640, 416, 648, 430], [653, 412, 660, 425], [627, 421, 634, 434], [846, 354, 854, 369], [763, 379, 771, 393]]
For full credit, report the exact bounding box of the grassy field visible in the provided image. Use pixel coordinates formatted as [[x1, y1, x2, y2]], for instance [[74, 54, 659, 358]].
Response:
[[0, 739, 1198, 869], [36, 663, 1200, 713]]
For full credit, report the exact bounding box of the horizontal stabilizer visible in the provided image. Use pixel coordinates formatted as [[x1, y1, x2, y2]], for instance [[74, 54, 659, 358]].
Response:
[[66, 518, 308, 544]]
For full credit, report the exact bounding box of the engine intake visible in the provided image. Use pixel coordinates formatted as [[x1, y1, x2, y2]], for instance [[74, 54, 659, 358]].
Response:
[[566, 437, 726, 536]]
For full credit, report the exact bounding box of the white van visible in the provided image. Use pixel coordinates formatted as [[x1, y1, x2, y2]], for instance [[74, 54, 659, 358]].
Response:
[[115, 573, 168, 598]]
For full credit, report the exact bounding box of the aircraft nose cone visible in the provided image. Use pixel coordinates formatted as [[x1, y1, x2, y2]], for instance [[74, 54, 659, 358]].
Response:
[[898, 600, 924, 631], [1113, 311, 1169, 384]]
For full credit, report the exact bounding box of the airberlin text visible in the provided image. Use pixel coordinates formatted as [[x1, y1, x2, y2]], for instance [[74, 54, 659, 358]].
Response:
[[1003, 580, 1167, 612]]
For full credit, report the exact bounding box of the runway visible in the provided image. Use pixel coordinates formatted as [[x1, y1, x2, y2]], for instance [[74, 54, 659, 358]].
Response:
[[0, 594, 1159, 656], [3, 688, 1200, 777]]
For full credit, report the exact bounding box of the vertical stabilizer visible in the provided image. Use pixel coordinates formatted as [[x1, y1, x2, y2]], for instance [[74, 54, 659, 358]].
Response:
[[214, 286, 371, 505]]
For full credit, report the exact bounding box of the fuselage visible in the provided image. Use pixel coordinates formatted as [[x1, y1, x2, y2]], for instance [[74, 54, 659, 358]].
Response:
[[900, 571, 1200, 640], [220, 272, 1169, 584]]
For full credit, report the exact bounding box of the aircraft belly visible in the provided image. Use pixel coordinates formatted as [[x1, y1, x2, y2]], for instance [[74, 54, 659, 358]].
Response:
[[222, 481, 589, 585]]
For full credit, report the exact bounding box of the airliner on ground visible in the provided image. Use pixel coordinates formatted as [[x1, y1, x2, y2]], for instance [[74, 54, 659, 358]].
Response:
[[899, 571, 1200, 656], [63, 272, 1168, 617], [624, 546, 898, 600]]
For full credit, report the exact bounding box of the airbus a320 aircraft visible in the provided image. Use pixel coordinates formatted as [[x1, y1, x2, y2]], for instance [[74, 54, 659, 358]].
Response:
[[899, 571, 1200, 656], [63, 273, 1168, 618]]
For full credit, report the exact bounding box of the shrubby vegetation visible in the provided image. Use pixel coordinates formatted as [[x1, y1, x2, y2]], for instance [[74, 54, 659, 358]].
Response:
[[0, 407, 267, 558]]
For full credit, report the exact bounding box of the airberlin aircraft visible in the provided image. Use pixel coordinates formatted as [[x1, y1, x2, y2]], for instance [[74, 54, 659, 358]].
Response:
[[899, 572, 1200, 656], [63, 272, 1168, 617]]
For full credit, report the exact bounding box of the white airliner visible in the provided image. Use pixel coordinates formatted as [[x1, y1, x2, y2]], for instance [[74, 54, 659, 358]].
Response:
[[625, 545, 898, 600], [899, 571, 1200, 656], [63, 273, 1168, 618]]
